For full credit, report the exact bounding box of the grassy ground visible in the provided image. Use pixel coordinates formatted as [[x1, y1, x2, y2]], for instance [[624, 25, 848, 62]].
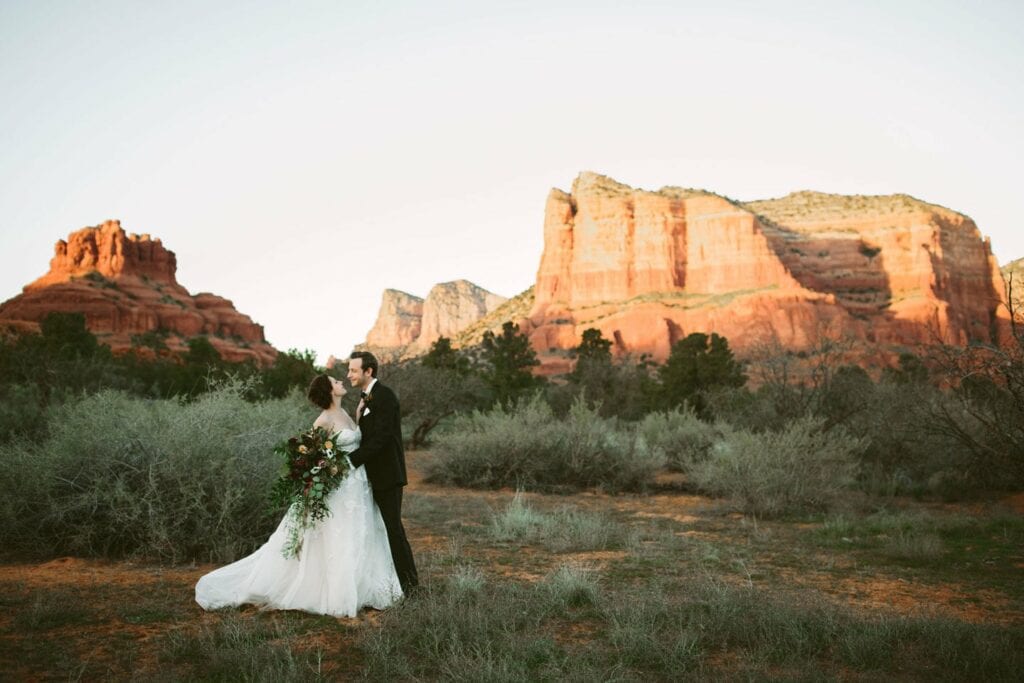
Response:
[[1, 452, 1022, 681]]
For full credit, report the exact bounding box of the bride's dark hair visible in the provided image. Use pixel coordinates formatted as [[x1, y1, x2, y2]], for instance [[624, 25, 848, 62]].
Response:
[[307, 374, 333, 410]]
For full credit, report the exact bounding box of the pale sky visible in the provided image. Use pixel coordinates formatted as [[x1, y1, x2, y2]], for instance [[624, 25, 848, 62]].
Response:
[[2, 0, 1021, 363]]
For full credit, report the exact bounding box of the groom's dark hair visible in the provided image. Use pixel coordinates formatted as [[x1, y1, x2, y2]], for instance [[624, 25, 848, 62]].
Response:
[[349, 351, 379, 378]]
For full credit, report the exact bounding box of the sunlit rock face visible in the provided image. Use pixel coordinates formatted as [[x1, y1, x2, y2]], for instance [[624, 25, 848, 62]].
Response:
[[523, 172, 1010, 362], [0, 220, 279, 365], [363, 289, 425, 351], [410, 280, 507, 354], [360, 280, 506, 360]]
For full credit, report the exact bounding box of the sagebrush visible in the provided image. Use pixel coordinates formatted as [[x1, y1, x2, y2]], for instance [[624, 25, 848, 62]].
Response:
[[0, 380, 311, 562], [426, 394, 665, 492]]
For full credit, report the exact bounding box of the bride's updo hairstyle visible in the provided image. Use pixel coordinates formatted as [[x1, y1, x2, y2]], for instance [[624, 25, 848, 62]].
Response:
[[306, 374, 333, 410]]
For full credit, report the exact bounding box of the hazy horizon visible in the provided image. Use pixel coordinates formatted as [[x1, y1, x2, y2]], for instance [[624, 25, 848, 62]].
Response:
[[2, 1, 1022, 362]]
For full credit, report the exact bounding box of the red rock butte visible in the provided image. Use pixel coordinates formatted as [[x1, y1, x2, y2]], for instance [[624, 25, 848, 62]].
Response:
[[359, 280, 507, 361], [518, 172, 1011, 365], [0, 220, 279, 365]]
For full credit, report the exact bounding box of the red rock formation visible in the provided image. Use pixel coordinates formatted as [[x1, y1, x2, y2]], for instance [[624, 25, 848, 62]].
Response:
[[524, 173, 1011, 363], [28, 220, 178, 288], [409, 280, 507, 354], [362, 290, 424, 359], [360, 281, 506, 359], [0, 220, 279, 365]]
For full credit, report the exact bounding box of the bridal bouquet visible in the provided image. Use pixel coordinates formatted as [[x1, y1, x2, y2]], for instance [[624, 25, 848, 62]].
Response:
[[271, 426, 352, 558]]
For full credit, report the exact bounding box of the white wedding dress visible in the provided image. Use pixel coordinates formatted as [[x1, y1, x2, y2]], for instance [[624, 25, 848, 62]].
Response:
[[195, 427, 403, 617]]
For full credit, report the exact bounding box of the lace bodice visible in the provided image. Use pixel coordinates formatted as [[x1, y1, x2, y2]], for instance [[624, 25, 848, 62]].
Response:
[[331, 427, 361, 453]]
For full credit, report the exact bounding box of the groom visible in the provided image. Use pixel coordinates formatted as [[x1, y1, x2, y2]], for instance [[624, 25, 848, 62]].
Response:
[[345, 351, 419, 596]]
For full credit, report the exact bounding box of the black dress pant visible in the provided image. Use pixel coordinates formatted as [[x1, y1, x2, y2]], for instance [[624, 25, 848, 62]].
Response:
[[372, 485, 418, 594]]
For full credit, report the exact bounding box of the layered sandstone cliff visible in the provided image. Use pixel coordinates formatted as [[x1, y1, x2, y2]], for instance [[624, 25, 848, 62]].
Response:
[[360, 280, 506, 359], [522, 172, 1010, 363], [410, 281, 507, 354], [363, 289, 424, 352], [0, 220, 279, 365]]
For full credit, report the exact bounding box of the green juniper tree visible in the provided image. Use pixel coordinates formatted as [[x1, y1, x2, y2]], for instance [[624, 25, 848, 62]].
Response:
[[658, 332, 746, 413], [423, 336, 470, 374], [480, 321, 541, 405]]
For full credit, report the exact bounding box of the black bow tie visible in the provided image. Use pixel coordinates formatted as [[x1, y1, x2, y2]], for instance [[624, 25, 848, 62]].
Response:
[[360, 391, 368, 399]]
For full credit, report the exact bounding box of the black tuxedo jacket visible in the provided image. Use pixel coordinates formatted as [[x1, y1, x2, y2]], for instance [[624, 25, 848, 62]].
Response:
[[348, 381, 407, 490]]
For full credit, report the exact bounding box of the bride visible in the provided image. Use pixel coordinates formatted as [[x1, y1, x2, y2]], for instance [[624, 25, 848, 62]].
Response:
[[195, 374, 403, 617]]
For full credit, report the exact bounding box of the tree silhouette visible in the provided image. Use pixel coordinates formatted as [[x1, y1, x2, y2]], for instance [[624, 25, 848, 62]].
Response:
[[658, 332, 746, 411], [480, 322, 540, 404]]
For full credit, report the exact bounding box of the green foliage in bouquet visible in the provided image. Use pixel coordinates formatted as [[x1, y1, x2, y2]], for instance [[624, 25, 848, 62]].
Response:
[[270, 426, 352, 558]]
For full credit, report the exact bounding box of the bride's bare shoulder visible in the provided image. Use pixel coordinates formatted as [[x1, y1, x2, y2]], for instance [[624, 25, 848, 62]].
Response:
[[336, 411, 357, 431]]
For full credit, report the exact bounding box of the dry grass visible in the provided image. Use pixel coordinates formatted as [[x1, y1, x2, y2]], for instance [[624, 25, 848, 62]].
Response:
[[1, 452, 1022, 680]]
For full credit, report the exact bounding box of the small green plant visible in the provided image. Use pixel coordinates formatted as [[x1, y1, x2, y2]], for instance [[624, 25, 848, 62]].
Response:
[[81, 270, 119, 289], [487, 492, 630, 551], [543, 563, 599, 607], [859, 243, 882, 259]]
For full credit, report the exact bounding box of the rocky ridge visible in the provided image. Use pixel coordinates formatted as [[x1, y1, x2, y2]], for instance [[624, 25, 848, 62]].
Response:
[[359, 280, 507, 360], [519, 172, 1010, 364], [451, 286, 536, 349], [0, 220, 279, 365]]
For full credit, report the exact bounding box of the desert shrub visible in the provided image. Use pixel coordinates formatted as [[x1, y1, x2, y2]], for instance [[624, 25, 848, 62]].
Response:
[[543, 563, 599, 608], [637, 405, 719, 472], [706, 371, 983, 498], [689, 417, 863, 516], [836, 380, 966, 496], [487, 492, 632, 551], [446, 565, 486, 596], [702, 384, 801, 432], [426, 394, 665, 492], [0, 379, 311, 562], [0, 382, 47, 443]]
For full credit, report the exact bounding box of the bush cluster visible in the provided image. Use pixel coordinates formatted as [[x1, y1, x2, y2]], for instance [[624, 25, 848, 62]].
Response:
[[0, 313, 324, 445], [0, 380, 312, 562], [636, 405, 720, 472], [688, 417, 864, 516], [426, 395, 665, 492]]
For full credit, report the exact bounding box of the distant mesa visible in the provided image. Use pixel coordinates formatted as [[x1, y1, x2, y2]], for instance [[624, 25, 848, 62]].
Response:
[[0, 220, 279, 365], [361, 172, 1013, 373], [521, 172, 1011, 365], [359, 280, 507, 361]]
